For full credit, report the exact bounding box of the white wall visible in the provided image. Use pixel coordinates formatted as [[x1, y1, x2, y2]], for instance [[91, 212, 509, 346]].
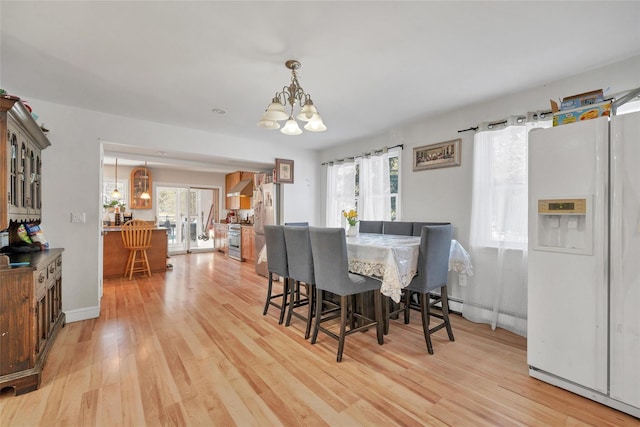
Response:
[[36, 100, 319, 322], [318, 55, 640, 299]]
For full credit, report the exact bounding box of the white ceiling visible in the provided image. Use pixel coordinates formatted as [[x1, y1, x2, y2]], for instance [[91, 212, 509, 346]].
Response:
[[2, 1, 640, 171]]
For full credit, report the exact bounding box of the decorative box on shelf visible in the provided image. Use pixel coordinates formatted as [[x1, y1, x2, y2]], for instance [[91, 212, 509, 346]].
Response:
[[552, 100, 612, 127]]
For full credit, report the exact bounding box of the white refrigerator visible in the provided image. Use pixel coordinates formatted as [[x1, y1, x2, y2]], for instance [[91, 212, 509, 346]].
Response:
[[527, 113, 640, 417]]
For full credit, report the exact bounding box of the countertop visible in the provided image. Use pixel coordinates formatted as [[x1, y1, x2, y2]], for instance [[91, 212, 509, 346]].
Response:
[[0, 248, 64, 271]]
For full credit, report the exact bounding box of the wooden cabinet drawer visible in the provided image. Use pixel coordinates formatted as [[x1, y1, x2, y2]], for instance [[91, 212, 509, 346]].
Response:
[[34, 267, 47, 299]]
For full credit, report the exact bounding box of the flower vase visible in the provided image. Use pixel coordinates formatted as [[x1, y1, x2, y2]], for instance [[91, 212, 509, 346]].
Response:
[[347, 224, 358, 237]]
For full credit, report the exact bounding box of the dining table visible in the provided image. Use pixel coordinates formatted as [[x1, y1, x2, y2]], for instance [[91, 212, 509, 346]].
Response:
[[346, 233, 472, 303], [256, 231, 473, 302]]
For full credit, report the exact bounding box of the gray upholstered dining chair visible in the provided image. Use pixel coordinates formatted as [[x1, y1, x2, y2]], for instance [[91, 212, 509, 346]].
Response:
[[411, 221, 451, 237], [387, 224, 454, 353], [309, 227, 384, 362], [263, 225, 291, 324], [358, 220, 383, 234], [283, 225, 315, 339], [382, 221, 413, 235]]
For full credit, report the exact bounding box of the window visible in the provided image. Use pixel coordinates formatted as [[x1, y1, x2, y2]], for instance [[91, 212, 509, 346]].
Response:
[[102, 179, 128, 206], [470, 117, 551, 249], [389, 153, 399, 221], [325, 147, 401, 225]]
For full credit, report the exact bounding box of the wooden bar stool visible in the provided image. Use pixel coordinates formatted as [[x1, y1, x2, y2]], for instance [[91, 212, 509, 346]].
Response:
[[121, 219, 153, 280]]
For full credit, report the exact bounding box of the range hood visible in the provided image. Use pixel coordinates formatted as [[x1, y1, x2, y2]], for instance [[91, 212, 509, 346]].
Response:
[[226, 179, 254, 197]]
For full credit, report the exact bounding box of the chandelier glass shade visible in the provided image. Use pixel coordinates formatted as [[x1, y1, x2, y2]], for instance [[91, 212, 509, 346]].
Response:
[[111, 158, 121, 199], [258, 60, 327, 135]]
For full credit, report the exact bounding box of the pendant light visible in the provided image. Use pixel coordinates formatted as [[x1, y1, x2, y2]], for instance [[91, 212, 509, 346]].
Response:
[[111, 158, 121, 199], [140, 161, 151, 200]]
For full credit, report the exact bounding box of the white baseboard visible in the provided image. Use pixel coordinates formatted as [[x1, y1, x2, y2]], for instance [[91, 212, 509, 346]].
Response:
[[63, 305, 100, 323]]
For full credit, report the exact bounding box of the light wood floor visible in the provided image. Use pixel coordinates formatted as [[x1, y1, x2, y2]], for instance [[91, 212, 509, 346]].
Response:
[[1, 252, 638, 426]]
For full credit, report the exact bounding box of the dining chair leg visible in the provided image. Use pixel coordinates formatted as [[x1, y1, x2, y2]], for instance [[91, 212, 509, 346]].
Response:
[[441, 286, 455, 342], [346, 295, 353, 330], [263, 273, 275, 315], [285, 280, 299, 327], [278, 278, 290, 325], [337, 295, 348, 362], [419, 293, 434, 354], [304, 284, 314, 340], [310, 288, 323, 345], [403, 290, 411, 324], [374, 291, 384, 345]]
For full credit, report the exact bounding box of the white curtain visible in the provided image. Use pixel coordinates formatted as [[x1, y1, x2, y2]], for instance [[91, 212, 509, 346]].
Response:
[[325, 160, 356, 227], [463, 115, 551, 336], [358, 149, 391, 221]]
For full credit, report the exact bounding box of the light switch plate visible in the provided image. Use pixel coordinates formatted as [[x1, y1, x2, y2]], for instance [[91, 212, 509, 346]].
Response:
[[71, 212, 86, 223]]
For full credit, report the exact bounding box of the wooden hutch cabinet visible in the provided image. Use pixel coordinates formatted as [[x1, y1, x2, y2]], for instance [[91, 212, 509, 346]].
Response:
[[0, 95, 64, 396], [1, 96, 50, 230], [130, 166, 152, 209]]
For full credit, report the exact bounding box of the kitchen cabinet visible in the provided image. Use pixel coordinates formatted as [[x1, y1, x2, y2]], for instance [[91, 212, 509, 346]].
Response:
[[225, 171, 254, 210], [241, 225, 255, 262], [214, 223, 228, 254], [130, 166, 152, 209], [0, 96, 50, 230], [0, 249, 64, 395]]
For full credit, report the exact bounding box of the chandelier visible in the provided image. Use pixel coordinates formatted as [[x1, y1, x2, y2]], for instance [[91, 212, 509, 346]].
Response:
[[257, 60, 327, 135]]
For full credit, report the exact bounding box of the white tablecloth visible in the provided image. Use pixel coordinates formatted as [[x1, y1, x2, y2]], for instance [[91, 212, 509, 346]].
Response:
[[257, 232, 473, 301], [347, 233, 420, 303], [347, 234, 474, 302]]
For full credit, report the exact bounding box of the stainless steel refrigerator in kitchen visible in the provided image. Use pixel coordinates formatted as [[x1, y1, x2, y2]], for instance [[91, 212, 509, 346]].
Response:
[[253, 173, 279, 277]]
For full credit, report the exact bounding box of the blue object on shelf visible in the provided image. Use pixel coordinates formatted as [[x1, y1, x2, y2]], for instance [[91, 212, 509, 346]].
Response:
[[9, 262, 30, 267]]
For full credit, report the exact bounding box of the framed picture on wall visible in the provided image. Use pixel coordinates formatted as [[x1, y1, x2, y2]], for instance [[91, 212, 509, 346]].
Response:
[[275, 158, 294, 184], [413, 138, 461, 171]]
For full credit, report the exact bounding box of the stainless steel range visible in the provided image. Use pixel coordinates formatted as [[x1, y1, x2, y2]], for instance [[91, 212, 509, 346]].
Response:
[[227, 224, 242, 261]]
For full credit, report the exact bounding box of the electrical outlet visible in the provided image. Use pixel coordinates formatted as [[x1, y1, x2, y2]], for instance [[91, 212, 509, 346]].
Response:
[[70, 212, 86, 223]]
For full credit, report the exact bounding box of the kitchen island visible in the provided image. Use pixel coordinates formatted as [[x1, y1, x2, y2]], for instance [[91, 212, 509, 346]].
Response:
[[102, 226, 168, 278]]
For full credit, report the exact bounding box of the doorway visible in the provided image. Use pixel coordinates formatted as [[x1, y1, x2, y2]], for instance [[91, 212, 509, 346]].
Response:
[[157, 186, 219, 255]]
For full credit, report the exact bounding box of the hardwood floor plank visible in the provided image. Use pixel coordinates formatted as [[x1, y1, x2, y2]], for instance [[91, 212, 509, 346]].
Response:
[[2, 251, 638, 426], [95, 383, 123, 427]]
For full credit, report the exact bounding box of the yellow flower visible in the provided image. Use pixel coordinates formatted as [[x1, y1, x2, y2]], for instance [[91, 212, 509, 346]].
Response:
[[342, 209, 358, 226]]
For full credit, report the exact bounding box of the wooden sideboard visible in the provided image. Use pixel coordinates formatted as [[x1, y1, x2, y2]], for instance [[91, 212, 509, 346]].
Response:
[[0, 249, 64, 395], [102, 227, 168, 278]]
